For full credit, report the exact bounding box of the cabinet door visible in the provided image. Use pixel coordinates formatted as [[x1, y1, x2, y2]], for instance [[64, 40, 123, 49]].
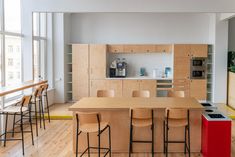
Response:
[[106, 80, 123, 97], [122, 80, 140, 97], [173, 44, 190, 79], [107, 45, 124, 53], [156, 44, 173, 53], [89, 44, 107, 79], [190, 79, 207, 100], [228, 72, 235, 108], [173, 79, 190, 97], [139, 80, 156, 97], [72, 44, 89, 101], [90, 80, 107, 97], [190, 44, 208, 57], [124, 45, 155, 53]]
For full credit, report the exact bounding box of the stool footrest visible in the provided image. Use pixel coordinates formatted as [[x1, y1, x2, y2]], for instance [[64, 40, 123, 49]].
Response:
[[132, 140, 152, 143]]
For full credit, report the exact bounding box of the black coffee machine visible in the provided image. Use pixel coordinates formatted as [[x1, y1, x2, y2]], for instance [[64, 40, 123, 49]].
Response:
[[109, 58, 127, 77]]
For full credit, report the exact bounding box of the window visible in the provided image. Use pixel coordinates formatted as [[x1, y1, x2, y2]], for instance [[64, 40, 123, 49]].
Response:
[[33, 12, 47, 80], [0, 0, 22, 105]]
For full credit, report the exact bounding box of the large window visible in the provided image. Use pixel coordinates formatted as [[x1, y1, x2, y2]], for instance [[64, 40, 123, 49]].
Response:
[[0, 0, 22, 104], [33, 12, 47, 80]]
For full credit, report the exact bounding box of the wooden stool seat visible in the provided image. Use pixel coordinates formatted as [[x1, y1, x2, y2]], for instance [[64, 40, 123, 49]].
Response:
[[167, 90, 185, 98], [132, 118, 152, 127], [97, 90, 115, 97], [132, 90, 150, 98], [80, 122, 109, 133], [1, 106, 28, 113]]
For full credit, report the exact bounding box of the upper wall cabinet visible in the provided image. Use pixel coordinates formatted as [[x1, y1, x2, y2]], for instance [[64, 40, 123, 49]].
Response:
[[107, 44, 172, 53], [107, 44, 124, 53], [190, 44, 208, 57]]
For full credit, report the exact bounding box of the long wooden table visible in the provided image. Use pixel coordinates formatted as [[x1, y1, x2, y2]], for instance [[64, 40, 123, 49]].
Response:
[[69, 97, 204, 153]]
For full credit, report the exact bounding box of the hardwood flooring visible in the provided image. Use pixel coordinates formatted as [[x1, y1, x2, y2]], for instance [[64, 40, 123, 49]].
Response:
[[0, 119, 234, 157]]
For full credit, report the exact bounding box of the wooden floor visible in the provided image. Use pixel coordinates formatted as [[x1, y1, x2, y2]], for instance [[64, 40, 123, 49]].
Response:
[[0, 119, 234, 157]]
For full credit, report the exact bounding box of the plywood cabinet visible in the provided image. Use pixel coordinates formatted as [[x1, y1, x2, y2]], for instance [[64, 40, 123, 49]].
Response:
[[174, 44, 190, 79], [90, 80, 122, 97], [89, 44, 107, 79], [228, 72, 235, 109], [122, 80, 156, 97], [107, 45, 124, 53], [155, 44, 172, 53], [190, 44, 208, 57], [190, 79, 207, 100], [72, 44, 89, 101]]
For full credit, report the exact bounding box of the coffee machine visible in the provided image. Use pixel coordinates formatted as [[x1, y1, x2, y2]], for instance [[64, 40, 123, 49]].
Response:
[[109, 58, 127, 77]]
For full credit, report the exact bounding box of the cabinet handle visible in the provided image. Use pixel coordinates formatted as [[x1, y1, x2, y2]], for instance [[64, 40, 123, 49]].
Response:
[[91, 81, 92, 87]]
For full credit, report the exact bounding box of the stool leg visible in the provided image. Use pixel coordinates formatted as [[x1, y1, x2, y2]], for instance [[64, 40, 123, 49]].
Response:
[[38, 99, 42, 128], [166, 127, 168, 157], [108, 125, 111, 157], [45, 93, 51, 123], [12, 113, 16, 137], [75, 123, 79, 157], [87, 133, 90, 157], [184, 126, 186, 154], [98, 132, 100, 157], [40, 97, 46, 130], [34, 101, 38, 136], [4, 113, 8, 147], [29, 107, 34, 145], [20, 112, 25, 155], [188, 125, 191, 157], [163, 121, 166, 154], [129, 125, 132, 157], [152, 124, 154, 157]]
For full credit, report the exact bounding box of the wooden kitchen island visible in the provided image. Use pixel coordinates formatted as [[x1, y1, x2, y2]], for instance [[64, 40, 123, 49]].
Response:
[[69, 97, 204, 153]]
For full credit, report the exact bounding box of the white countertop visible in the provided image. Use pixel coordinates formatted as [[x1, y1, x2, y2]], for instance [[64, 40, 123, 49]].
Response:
[[106, 76, 173, 80]]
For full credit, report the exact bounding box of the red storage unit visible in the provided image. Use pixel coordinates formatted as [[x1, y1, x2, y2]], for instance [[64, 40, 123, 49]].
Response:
[[201, 112, 232, 157]]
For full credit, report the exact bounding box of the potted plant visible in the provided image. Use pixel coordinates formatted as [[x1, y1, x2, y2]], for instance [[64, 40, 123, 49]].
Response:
[[228, 51, 235, 73]]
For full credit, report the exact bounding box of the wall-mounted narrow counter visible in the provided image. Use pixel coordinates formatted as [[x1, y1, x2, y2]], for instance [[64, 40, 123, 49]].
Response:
[[69, 97, 203, 153]]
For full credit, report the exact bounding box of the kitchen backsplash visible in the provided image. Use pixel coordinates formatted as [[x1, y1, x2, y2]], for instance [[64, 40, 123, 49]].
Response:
[[107, 53, 173, 78]]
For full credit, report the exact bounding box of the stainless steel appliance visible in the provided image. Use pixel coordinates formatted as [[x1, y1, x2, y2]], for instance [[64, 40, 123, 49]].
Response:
[[190, 57, 207, 79], [116, 58, 127, 77]]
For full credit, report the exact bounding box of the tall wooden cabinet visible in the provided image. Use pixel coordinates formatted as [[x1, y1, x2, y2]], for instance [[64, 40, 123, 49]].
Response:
[[173, 44, 208, 100], [72, 44, 89, 101], [72, 44, 107, 100]]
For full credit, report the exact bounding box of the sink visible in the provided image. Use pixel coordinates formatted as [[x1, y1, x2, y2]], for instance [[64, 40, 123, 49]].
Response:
[[208, 114, 225, 119], [201, 103, 213, 107], [205, 109, 214, 112]]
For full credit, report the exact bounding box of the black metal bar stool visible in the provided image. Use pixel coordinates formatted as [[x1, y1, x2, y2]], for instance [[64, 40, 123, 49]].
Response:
[[163, 108, 190, 157], [0, 95, 34, 155], [40, 83, 51, 122], [31, 86, 46, 136], [75, 112, 111, 157]]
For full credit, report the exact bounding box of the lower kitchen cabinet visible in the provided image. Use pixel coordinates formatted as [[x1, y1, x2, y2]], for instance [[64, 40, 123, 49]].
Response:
[[90, 80, 122, 97], [190, 79, 207, 100], [122, 80, 156, 97]]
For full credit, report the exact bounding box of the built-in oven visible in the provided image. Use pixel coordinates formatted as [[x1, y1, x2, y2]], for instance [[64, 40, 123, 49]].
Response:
[[190, 57, 207, 79]]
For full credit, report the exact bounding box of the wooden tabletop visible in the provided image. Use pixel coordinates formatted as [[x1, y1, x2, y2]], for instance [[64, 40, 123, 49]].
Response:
[[0, 80, 47, 97], [69, 97, 204, 111]]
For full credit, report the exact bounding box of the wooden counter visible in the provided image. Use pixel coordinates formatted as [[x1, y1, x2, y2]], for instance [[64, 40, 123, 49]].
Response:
[[69, 97, 203, 153], [0, 80, 47, 97]]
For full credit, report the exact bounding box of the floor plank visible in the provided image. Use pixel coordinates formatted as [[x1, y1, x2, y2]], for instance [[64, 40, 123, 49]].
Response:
[[0, 119, 234, 157]]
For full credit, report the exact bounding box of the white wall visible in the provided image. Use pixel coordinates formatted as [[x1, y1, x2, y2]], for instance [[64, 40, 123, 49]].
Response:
[[213, 15, 228, 103], [228, 17, 235, 51], [53, 13, 66, 103], [22, 0, 235, 12], [70, 13, 213, 44]]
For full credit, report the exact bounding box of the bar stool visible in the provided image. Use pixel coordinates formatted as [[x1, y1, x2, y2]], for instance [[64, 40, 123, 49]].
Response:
[[75, 112, 111, 157], [97, 90, 115, 97], [31, 86, 46, 136], [40, 83, 51, 122], [129, 108, 154, 157], [163, 108, 190, 157], [167, 90, 185, 98], [0, 95, 34, 155], [132, 90, 150, 98]]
